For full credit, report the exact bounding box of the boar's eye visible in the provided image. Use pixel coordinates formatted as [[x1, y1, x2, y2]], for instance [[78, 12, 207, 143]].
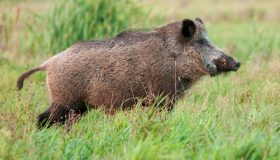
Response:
[[198, 39, 207, 46]]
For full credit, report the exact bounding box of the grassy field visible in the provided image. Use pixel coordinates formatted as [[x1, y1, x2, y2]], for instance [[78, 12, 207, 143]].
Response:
[[0, 0, 280, 159]]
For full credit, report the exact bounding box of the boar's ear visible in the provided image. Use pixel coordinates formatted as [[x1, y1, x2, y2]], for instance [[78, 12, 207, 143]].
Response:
[[195, 17, 204, 24], [181, 19, 196, 38]]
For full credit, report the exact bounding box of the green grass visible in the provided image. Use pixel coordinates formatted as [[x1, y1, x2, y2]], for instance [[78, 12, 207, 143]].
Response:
[[1, 0, 280, 159]]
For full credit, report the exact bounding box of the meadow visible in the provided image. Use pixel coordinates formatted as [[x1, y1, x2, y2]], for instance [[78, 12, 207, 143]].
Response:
[[0, 0, 280, 159]]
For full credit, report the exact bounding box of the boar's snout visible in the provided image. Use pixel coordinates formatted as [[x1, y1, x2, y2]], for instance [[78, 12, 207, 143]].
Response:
[[232, 61, 241, 71], [214, 54, 241, 73]]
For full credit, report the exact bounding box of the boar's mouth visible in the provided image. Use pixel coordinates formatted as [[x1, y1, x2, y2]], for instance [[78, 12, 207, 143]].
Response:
[[201, 58, 219, 76], [208, 66, 218, 76]]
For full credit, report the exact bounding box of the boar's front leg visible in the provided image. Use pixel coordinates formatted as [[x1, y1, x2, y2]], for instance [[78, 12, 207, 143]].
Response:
[[163, 95, 177, 111], [142, 94, 176, 111]]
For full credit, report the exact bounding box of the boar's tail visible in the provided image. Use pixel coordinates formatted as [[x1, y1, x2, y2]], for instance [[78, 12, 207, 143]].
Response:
[[16, 63, 47, 91]]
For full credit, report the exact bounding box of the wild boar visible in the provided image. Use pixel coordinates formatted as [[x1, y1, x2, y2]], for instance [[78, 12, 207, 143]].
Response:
[[17, 18, 240, 128]]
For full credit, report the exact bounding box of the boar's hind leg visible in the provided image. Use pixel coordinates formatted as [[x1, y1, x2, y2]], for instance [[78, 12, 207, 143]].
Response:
[[37, 101, 88, 129], [37, 107, 53, 129]]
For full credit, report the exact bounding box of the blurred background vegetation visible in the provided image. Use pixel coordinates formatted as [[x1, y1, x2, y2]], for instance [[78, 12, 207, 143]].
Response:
[[1, 0, 280, 57], [0, 0, 280, 159], [0, 0, 161, 56]]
